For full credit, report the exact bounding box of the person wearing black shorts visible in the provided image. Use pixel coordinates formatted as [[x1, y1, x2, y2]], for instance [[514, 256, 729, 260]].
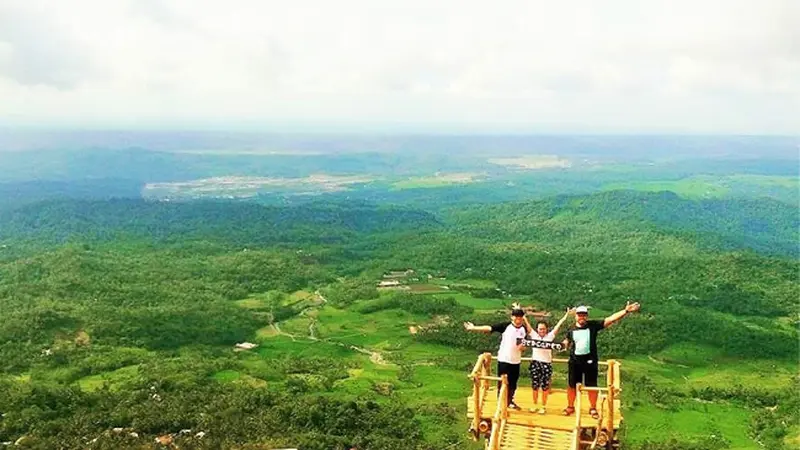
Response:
[[562, 302, 640, 419], [464, 305, 530, 409]]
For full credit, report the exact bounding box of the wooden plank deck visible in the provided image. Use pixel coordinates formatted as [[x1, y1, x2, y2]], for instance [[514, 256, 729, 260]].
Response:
[[468, 386, 623, 431], [500, 423, 575, 450]]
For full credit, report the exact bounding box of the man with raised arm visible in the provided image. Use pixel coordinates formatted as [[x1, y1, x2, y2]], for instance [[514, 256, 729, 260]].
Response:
[[561, 301, 640, 419], [526, 308, 573, 414], [463, 304, 530, 410]]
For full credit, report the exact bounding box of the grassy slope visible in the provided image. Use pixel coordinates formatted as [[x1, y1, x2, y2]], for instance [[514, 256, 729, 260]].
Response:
[[622, 343, 797, 449]]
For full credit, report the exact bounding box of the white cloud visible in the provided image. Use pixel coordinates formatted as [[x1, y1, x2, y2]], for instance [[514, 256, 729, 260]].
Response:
[[0, 0, 797, 133]]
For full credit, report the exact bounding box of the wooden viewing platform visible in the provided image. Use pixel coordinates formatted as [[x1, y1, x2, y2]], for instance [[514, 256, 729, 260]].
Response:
[[467, 353, 623, 450]]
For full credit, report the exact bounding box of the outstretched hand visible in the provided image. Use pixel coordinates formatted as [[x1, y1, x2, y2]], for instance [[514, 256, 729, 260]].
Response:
[[511, 302, 522, 311], [566, 307, 577, 316], [463, 321, 475, 331], [625, 301, 641, 313]]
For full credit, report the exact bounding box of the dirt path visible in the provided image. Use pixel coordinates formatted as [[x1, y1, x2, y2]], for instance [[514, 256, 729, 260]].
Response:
[[271, 323, 388, 365], [267, 289, 387, 365], [348, 345, 388, 365], [270, 323, 296, 341], [308, 320, 317, 340]]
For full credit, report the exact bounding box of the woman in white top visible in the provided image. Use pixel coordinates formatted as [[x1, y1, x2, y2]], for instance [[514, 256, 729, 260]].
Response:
[[526, 308, 572, 414]]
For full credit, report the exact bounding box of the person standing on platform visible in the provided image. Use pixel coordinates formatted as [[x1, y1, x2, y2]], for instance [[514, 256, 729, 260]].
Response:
[[527, 308, 572, 414], [562, 302, 640, 419], [464, 305, 530, 409]]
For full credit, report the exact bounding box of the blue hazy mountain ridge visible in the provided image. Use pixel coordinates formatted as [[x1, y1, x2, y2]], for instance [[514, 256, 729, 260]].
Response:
[[0, 134, 797, 214], [0, 130, 797, 159], [0, 137, 798, 183], [1, 191, 796, 258], [0, 179, 145, 208], [0, 147, 494, 183]]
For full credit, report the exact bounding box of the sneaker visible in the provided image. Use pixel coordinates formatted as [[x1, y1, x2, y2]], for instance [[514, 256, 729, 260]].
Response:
[[509, 402, 521, 410], [538, 407, 546, 415]]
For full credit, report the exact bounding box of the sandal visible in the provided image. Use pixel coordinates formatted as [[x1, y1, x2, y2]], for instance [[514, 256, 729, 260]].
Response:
[[589, 408, 599, 419], [562, 406, 575, 416]]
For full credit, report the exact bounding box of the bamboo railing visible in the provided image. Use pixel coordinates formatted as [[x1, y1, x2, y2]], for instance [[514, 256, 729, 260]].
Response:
[[590, 396, 607, 449], [468, 354, 623, 449], [486, 374, 509, 450], [467, 352, 494, 437]]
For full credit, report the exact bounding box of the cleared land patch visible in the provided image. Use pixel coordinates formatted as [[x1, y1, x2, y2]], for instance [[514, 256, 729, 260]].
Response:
[[488, 155, 571, 170], [143, 174, 376, 200], [603, 174, 799, 200], [77, 365, 140, 392], [391, 172, 483, 190]]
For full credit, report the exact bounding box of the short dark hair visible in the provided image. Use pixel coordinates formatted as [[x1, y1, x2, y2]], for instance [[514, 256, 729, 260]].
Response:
[[511, 309, 525, 317]]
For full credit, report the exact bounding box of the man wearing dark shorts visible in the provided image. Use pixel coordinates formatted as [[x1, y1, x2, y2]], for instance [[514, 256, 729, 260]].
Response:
[[464, 306, 530, 409], [562, 302, 640, 419]]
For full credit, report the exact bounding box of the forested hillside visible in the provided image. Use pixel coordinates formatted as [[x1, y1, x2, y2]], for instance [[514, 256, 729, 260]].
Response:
[[0, 190, 797, 449], [0, 200, 440, 246]]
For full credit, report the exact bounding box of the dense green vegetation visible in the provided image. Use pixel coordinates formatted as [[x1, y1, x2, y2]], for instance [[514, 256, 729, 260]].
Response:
[[0, 199, 440, 247], [0, 168, 797, 449]]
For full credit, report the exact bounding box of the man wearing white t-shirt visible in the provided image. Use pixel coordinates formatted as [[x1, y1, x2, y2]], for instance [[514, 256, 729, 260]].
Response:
[[527, 308, 572, 414], [464, 307, 530, 409]]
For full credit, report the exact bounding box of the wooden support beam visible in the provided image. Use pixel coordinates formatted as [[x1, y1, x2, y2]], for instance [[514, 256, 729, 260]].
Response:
[[469, 353, 486, 379], [607, 360, 616, 434], [480, 376, 505, 382], [571, 383, 583, 450], [472, 375, 481, 438]]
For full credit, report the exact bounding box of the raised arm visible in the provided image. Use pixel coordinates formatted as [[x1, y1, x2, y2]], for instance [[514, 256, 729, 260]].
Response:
[[603, 301, 640, 328], [463, 322, 493, 333], [551, 307, 574, 335], [522, 315, 533, 335]]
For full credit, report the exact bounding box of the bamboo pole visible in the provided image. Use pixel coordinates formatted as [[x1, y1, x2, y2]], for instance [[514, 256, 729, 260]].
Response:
[[479, 376, 504, 382], [501, 374, 509, 420], [490, 355, 610, 365], [472, 374, 481, 438], [572, 383, 583, 450], [488, 374, 508, 450], [581, 386, 608, 392], [469, 353, 486, 379], [482, 352, 492, 391], [590, 396, 607, 449], [607, 360, 616, 433]]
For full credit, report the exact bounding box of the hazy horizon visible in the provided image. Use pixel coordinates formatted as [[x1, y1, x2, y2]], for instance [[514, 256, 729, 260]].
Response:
[[0, 129, 797, 159]]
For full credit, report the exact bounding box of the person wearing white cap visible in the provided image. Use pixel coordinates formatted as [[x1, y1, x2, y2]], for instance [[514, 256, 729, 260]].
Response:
[[561, 301, 640, 419]]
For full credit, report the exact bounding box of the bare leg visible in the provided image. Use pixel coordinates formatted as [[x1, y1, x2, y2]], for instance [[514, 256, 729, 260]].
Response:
[[542, 387, 550, 406], [567, 387, 576, 408], [589, 390, 598, 410], [532, 389, 539, 405]]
